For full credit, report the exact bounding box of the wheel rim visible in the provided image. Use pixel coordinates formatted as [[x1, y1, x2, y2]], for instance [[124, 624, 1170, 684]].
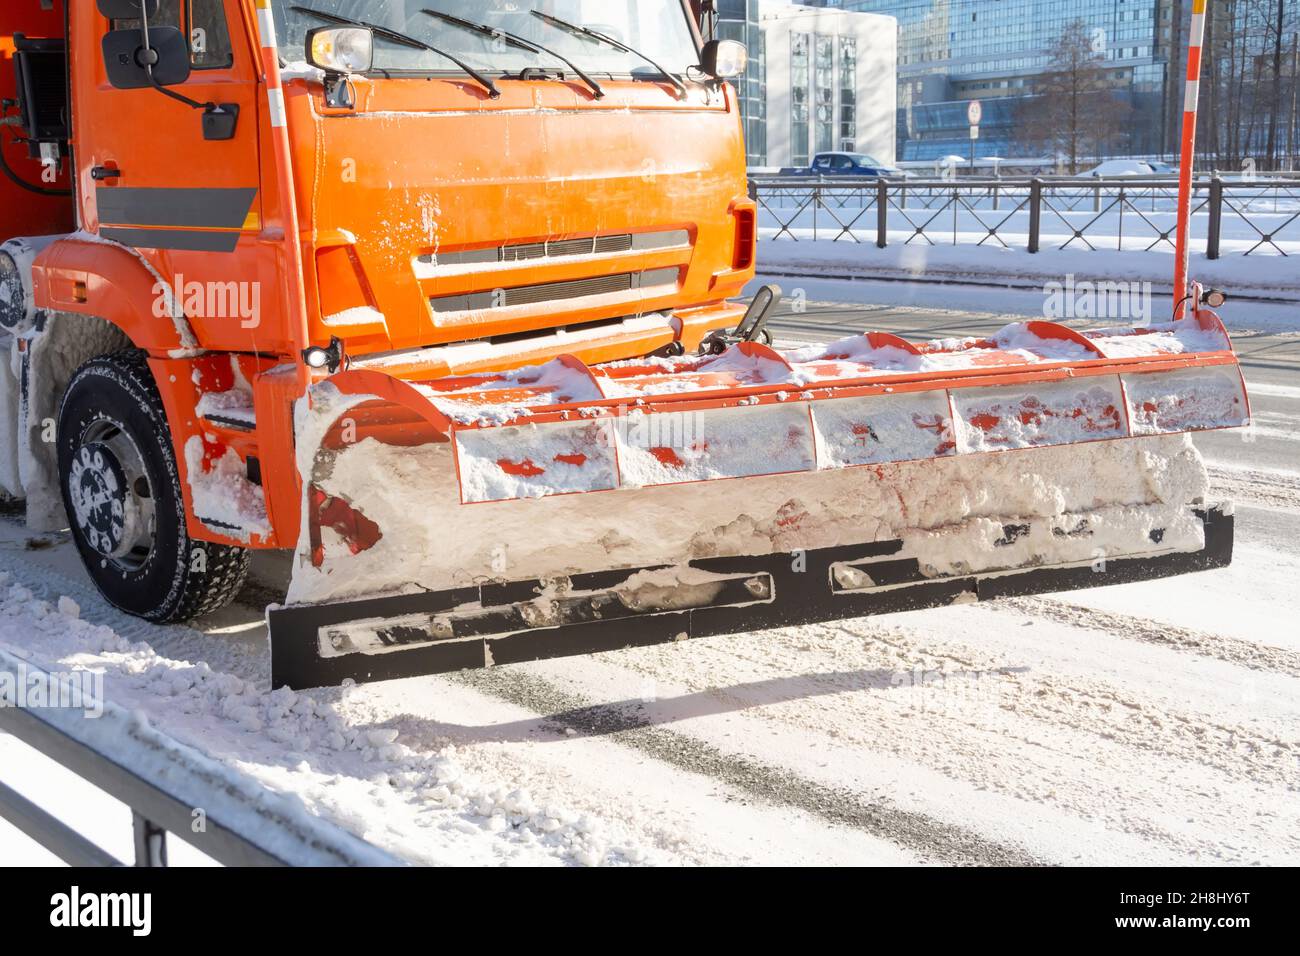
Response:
[[68, 420, 157, 572]]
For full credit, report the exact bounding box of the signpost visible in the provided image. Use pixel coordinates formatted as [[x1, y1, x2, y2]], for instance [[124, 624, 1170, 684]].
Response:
[[967, 100, 982, 175]]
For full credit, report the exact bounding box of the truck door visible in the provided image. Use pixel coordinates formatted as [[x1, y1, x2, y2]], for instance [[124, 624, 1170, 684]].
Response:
[[73, 0, 265, 351]]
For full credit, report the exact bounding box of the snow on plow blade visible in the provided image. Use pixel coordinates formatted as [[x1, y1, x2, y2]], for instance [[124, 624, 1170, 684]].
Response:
[[270, 314, 1248, 689]]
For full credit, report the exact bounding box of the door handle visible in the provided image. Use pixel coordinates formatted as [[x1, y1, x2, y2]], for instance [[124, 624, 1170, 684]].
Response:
[[91, 166, 122, 181]]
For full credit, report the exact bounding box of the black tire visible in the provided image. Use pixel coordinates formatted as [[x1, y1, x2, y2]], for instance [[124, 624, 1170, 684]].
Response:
[[58, 350, 250, 622]]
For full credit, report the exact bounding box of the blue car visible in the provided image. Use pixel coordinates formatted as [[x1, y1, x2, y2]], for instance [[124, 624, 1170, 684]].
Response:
[[809, 152, 906, 178]]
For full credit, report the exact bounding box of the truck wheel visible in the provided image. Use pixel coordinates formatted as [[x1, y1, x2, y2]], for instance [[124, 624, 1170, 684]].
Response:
[[58, 350, 250, 622]]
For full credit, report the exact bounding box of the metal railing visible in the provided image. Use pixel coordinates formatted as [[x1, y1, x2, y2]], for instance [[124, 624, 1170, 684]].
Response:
[[0, 651, 403, 867], [752, 176, 1300, 258]]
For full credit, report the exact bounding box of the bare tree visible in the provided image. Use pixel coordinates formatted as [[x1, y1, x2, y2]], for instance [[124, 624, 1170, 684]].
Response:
[[1284, 31, 1294, 164], [1266, 0, 1287, 167], [1019, 20, 1127, 171]]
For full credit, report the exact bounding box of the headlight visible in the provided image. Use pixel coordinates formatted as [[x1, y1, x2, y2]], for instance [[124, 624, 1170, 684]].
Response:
[[307, 26, 373, 75], [703, 40, 748, 80]]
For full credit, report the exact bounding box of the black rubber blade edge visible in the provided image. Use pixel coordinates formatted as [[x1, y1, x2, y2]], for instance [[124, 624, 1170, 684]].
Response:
[[267, 506, 1233, 690]]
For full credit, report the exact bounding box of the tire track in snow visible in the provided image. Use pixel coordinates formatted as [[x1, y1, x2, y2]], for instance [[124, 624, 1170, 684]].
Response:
[[1208, 465, 1300, 512], [572, 614, 1297, 862], [822, 619, 1297, 790], [984, 595, 1300, 679], [450, 667, 1043, 867]]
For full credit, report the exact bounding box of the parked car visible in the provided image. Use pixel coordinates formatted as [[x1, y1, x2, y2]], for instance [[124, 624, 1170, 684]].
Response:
[[808, 152, 908, 178], [1085, 159, 1178, 177]]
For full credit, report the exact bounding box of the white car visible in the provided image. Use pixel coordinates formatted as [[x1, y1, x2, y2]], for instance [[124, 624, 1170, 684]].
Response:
[[1086, 159, 1177, 177]]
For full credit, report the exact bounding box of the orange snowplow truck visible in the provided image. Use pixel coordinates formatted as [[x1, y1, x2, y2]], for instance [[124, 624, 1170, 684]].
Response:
[[0, 1, 1248, 690]]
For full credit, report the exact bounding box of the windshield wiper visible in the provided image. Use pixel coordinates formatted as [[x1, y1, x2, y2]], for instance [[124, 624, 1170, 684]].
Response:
[[290, 5, 501, 98], [420, 9, 605, 100], [529, 11, 688, 98]]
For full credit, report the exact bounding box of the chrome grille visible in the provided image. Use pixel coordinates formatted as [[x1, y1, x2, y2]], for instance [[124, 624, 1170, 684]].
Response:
[[430, 268, 680, 314], [421, 229, 687, 269]]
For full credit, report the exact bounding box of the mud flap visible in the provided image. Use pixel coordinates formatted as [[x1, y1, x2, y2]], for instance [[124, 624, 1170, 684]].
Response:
[[267, 505, 1233, 690]]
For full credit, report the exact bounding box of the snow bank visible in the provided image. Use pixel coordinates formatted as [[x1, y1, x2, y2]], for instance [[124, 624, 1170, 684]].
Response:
[[0, 643, 397, 866], [0, 577, 658, 866], [757, 237, 1300, 319]]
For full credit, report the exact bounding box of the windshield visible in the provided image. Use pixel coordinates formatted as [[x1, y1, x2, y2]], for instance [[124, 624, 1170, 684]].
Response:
[[274, 1, 700, 78]]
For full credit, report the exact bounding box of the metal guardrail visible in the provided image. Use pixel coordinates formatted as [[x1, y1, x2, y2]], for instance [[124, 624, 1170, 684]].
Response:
[[0, 651, 404, 867], [752, 176, 1300, 258]]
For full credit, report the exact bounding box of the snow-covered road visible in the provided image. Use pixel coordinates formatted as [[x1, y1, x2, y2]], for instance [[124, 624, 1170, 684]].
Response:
[[2, 281, 1297, 866]]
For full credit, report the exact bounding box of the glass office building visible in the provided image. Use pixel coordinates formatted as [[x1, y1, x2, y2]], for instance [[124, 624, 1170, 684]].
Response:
[[716, 0, 768, 165], [805, 0, 1179, 162]]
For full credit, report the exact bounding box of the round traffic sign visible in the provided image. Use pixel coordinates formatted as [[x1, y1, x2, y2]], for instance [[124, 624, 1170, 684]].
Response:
[[967, 100, 983, 126]]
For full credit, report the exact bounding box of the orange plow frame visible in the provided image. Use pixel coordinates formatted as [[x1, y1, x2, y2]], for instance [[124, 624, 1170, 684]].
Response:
[[268, 307, 1248, 689], [316, 310, 1247, 505]]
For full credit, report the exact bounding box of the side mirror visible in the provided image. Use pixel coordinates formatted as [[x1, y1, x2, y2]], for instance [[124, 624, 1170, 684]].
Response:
[[700, 39, 747, 80], [97, 0, 233, 132], [102, 27, 192, 90], [96, 0, 160, 17]]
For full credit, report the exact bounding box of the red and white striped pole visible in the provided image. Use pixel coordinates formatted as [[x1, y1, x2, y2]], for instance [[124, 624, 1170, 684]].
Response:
[[1173, 0, 1209, 320], [252, 0, 313, 390]]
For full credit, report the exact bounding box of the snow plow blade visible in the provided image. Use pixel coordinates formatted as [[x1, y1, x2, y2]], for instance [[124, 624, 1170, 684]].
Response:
[[271, 310, 1249, 690]]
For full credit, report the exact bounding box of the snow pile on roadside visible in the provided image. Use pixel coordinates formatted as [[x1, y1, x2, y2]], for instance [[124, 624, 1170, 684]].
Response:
[[756, 231, 1300, 309], [0, 574, 656, 866]]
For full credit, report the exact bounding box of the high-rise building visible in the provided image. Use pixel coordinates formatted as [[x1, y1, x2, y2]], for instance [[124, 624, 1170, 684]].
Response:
[[804, 0, 1183, 162]]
